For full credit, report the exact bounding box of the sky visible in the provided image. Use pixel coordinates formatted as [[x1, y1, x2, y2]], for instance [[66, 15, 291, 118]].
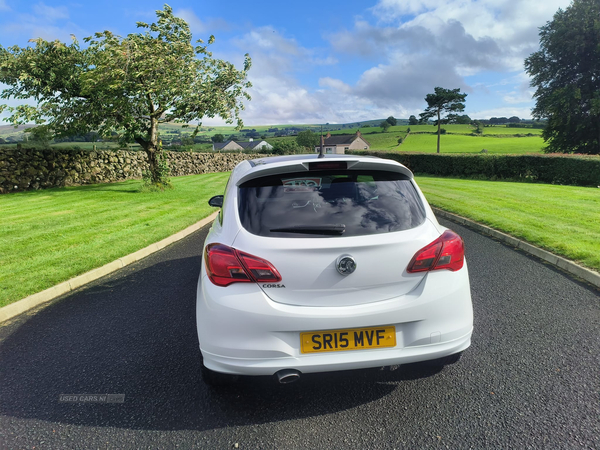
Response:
[[0, 0, 573, 126]]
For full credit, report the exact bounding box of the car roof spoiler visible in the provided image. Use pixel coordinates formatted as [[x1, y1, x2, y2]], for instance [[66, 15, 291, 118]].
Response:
[[236, 157, 414, 186]]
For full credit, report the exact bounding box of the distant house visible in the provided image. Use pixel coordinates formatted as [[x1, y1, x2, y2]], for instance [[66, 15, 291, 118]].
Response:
[[213, 139, 273, 152], [314, 131, 370, 154]]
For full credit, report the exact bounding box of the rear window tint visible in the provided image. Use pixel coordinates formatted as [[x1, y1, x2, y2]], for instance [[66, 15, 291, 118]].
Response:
[[238, 170, 426, 238]]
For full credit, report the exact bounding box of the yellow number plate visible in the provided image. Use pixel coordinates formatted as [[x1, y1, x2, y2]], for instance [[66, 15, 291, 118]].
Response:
[[300, 326, 396, 354]]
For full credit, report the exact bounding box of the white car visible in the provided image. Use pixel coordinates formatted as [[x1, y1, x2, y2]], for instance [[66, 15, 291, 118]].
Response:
[[196, 154, 473, 385]]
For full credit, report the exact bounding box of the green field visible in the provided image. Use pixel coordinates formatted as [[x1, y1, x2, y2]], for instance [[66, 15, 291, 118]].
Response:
[[262, 124, 545, 153], [399, 133, 544, 153], [319, 124, 545, 153], [417, 176, 600, 271], [0, 173, 229, 307], [406, 124, 543, 135], [1, 122, 545, 150]]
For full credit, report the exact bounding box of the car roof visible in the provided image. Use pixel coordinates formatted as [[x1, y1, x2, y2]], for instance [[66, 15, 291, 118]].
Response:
[[248, 153, 374, 167], [235, 154, 413, 186]]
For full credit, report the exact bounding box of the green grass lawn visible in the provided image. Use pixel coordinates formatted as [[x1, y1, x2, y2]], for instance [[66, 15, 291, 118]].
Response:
[[2, 171, 597, 308], [0, 172, 230, 307], [417, 176, 600, 272]]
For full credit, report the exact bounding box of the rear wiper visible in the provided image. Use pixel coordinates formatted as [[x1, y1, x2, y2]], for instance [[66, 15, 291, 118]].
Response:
[[270, 225, 346, 235]]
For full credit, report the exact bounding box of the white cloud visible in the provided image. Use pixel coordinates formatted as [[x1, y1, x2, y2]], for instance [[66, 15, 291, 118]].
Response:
[[307, 0, 571, 123], [1, 1, 565, 125], [318, 78, 352, 93], [470, 106, 533, 120], [370, 0, 571, 70], [32, 2, 69, 22], [215, 27, 349, 125], [0, 2, 88, 42], [173, 8, 229, 34], [373, 0, 447, 16], [502, 81, 535, 105], [0, 0, 11, 11]]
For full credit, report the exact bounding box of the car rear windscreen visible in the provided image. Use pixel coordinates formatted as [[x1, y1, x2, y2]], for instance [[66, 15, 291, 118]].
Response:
[[238, 170, 426, 238]]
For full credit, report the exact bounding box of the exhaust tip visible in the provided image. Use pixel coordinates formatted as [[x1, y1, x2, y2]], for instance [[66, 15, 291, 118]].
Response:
[[275, 369, 301, 384]]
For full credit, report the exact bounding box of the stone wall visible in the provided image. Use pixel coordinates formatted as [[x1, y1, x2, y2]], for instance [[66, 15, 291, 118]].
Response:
[[0, 149, 261, 193]]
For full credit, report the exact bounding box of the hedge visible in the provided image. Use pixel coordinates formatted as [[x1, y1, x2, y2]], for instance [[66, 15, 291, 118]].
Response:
[[348, 151, 600, 187]]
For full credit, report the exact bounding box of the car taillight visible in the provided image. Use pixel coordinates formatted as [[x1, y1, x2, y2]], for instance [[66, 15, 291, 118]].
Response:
[[204, 243, 282, 287], [407, 230, 465, 273]]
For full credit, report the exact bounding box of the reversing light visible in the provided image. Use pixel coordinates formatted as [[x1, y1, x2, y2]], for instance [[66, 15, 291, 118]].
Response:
[[407, 230, 465, 273], [204, 243, 282, 287]]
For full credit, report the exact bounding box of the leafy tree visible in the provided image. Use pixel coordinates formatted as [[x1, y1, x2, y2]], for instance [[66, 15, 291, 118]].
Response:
[[296, 129, 319, 150], [419, 87, 467, 153], [508, 116, 521, 123], [25, 125, 53, 146], [379, 120, 391, 132], [0, 4, 252, 185], [84, 131, 100, 142], [181, 136, 194, 146], [490, 117, 508, 125], [386, 116, 397, 126], [448, 114, 472, 124], [525, 0, 600, 154], [408, 115, 419, 125], [271, 139, 302, 155], [211, 133, 224, 143]]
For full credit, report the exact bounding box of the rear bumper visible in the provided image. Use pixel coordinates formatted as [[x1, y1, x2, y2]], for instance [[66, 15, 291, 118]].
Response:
[[202, 331, 472, 375], [196, 265, 473, 376]]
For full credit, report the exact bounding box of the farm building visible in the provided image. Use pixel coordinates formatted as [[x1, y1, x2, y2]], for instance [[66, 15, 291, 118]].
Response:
[[314, 131, 370, 154], [213, 139, 273, 152]]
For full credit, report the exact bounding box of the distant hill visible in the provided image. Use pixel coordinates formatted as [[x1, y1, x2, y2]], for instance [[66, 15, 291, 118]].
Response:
[[0, 124, 36, 142]]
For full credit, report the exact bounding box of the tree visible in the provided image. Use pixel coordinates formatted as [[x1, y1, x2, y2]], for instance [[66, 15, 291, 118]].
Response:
[[448, 114, 472, 124], [379, 120, 391, 132], [525, 0, 600, 154], [181, 136, 194, 146], [408, 115, 419, 125], [25, 125, 53, 145], [295, 129, 319, 151], [271, 139, 302, 155], [386, 116, 397, 126], [211, 134, 224, 143], [419, 87, 467, 153], [0, 4, 252, 185], [490, 117, 508, 125]]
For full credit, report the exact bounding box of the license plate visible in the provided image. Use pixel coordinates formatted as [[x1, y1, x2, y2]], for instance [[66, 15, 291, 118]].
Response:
[[300, 326, 396, 354]]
